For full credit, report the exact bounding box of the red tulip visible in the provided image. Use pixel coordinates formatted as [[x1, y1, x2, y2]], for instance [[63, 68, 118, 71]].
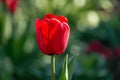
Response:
[[35, 13, 70, 55], [2, 0, 18, 13]]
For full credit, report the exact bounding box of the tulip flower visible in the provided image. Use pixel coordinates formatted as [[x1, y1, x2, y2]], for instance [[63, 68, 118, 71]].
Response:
[[35, 13, 70, 55], [2, 0, 18, 13], [35, 13, 70, 80]]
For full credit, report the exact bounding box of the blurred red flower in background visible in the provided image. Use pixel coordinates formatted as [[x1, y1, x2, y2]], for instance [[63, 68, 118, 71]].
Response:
[[35, 13, 70, 55], [1, 0, 18, 13], [114, 46, 120, 57], [99, 47, 112, 60], [86, 40, 112, 60], [86, 41, 102, 53]]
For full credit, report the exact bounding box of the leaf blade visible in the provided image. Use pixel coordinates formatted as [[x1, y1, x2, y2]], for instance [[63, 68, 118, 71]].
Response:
[[60, 54, 68, 80], [68, 54, 78, 80]]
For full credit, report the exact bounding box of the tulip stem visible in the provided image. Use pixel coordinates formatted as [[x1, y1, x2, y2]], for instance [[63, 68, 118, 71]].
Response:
[[51, 55, 56, 80]]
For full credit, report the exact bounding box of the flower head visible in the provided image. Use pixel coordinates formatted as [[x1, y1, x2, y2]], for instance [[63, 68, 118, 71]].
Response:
[[35, 13, 70, 55], [2, 0, 18, 13]]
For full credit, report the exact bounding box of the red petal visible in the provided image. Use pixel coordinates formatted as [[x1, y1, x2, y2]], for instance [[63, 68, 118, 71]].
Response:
[[35, 18, 41, 29], [35, 19, 49, 54], [57, 15, 68, 23], [49, 19, 60, 39], [44, 13, 56, 19], [47, 22, 70, 54], [63, 22, 70, 32]]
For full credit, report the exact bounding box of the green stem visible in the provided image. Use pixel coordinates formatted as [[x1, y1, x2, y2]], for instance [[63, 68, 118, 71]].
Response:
[[51, 55, 55, 80]]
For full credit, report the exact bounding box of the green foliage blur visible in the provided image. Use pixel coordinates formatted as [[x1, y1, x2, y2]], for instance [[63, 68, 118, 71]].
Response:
[[0, 0, 120, 80]]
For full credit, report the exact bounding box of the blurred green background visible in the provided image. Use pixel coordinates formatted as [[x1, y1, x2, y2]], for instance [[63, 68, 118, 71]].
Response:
[[0, 0, 120, 80]]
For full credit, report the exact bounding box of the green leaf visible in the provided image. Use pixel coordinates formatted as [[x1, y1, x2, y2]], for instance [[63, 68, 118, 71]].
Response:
[[60, 54, 68, 80], [68, 54, 78, 80]]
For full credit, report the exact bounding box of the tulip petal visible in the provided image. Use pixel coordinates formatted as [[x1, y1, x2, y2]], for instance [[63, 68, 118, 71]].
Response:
[[44, 13, 56, 19], [49, 18, 61, 39], [35, 19, 49, 54], [47, 22, 70, 54], [63, 22, 70, 33], [35, 18, 41, 29], [57, 15, 68, 23]]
